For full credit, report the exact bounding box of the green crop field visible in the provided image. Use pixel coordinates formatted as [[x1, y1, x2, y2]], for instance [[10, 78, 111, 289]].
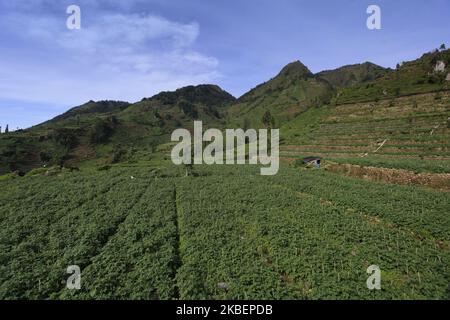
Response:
[[1, 165, 449, 300], [1, 39, 449, 302]]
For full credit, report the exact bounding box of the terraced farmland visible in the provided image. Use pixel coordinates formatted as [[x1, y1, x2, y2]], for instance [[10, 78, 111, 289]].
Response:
[[281, 91, 450, 184], [1, 165, 449, 299]]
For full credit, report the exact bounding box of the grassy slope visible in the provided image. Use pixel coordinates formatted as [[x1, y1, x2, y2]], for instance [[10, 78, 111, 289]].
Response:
[[281, 49, 450, 174], [228, 61, 334, 128], [0, 85, 236, 174], [336, 49, 450, 104], [281, 90, 450, 173], [316, 62, 387, 88], [1, 48, 449, 175]]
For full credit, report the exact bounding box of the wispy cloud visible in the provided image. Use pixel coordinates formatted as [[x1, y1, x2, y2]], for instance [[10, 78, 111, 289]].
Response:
[[0, 1, 220, 108]]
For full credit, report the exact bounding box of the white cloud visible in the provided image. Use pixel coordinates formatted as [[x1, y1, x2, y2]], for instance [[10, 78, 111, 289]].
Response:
[[0, 3, 220, 107], [0, 61, 219, 105]]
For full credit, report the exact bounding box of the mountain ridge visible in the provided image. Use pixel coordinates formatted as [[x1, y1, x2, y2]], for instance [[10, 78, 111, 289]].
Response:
[[1, 47, 449, 174]]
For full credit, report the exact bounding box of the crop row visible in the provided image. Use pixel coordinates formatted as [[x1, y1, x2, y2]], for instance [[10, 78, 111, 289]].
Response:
[[174, 166, 450, 299], [59, 179, 178, 299], [0, 169, 146, 299]]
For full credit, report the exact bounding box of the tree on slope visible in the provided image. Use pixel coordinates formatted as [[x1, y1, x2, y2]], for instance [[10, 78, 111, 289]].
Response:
[[262, 111, 275, 129]]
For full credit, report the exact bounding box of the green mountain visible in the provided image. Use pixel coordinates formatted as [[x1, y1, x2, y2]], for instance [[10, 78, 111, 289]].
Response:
[[228, 60, 390, 128], [1, 46, 449, 302], [42, 100, 131, 127], [0, 85, 235, 174], [336, 48, 450, 104], [1, 47, 449, 175], [280, 49, 450, 177], [316, 62, 387, 89], [122, 84, 235, 128], [228, 61, 334, 128]]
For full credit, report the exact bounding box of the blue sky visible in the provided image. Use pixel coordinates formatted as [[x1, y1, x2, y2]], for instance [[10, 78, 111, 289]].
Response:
[[0, 0, 449, 130]]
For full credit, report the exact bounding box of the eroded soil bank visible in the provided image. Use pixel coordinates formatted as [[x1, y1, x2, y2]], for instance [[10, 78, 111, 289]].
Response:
[[327, 163, 450, 191]]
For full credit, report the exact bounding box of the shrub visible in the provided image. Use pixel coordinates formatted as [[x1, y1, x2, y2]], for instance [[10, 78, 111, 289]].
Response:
[[177, 99, 198, 119], [89, 118, 116, 144], [52, 128, 78, 149], [0, 172, 17, 182], [25, 167, 48, 177], [111, 148, 127, 164], [97, 165, 111, 171]]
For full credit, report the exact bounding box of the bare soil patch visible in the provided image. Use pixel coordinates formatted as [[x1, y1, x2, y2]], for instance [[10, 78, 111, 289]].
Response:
[[327, 163, 450, 191]]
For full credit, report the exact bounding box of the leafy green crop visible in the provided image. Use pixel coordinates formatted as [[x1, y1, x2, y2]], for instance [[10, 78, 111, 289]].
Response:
[[0, 165, 448, 299]]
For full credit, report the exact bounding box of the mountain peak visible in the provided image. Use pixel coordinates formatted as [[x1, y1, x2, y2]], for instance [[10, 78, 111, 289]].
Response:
[[316, 62, 387, 88], [45, 100, 130, 125], [147, 84, 236, 108], [278, 60, 313, 79]]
